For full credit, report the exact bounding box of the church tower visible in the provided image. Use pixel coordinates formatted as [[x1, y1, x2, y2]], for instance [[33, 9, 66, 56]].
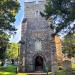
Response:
[[20, 0, 58, 72]]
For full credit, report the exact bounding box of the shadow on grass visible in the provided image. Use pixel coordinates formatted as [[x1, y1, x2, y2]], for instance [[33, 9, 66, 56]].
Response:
[[0, 72, 16, 75], [48, 70, 75, 75], [0, 65, 17, 72], [0, 65, 17, 75]]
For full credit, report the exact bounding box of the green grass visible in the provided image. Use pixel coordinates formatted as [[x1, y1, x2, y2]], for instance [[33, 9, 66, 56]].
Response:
[[17, 73, 28, 75], [56, 70, 75, 75], [0, 72, 28, 75], [0, 65, 17, 72], [48, 70, 75, 75], [0, 72, 16, 75], [0, 64, 75, 75], [48, 64, 75, 75], [72, 64, 75, 70], [0, 65, 28, 75], [0, 65, 17, 75]]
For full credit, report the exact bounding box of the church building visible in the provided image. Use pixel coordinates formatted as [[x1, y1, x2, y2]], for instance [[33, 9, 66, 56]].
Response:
[[19, 0, 62, 72]]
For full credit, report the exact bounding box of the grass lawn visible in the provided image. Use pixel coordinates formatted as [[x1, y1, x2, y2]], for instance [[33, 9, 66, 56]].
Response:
[[0, 65, 17, 72], [0, 72, 16, 75], [0, 65, 28, 75], [48, 70, 75, 75], [0, 65, 16, 75], [0, 64, 75, 75], [72, 64, 75, 70], [17, 73, 28, 75], [0, 72, 28, 75], [55, 70, 75, 75]]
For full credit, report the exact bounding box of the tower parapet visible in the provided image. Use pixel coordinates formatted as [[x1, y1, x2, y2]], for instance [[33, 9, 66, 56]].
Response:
[[24, 0, 46, 18]]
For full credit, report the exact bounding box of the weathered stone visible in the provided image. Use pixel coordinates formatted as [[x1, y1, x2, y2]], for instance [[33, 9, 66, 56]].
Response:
[[55, 35, 63, 66], [19, 0, 59, 73]]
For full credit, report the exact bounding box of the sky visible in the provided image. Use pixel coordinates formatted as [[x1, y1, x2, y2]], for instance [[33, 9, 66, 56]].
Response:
[[10, 0, 75, 43], [10, 0, 42, 43], [10, 0, 24, 43]]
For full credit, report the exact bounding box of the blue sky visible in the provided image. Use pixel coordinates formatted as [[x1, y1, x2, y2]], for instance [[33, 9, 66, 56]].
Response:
[[10, 0, 24, 43]]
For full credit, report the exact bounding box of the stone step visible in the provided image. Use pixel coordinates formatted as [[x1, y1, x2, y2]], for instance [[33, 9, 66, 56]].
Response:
[[28, 73, 47, 75], [28, 71, 47, 75]]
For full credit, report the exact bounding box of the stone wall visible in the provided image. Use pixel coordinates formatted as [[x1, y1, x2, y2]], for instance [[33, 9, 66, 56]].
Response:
[[24, 0, 46, 18], [55, 35, 63, 66], [20, 0, 58, 72]]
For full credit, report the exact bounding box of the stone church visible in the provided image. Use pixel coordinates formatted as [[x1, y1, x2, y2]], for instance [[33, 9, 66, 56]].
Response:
[[19, 0, 63, 73]]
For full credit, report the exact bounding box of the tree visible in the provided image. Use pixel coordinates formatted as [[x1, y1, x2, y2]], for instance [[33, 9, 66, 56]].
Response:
[[62, 33, 75, 58], [0, 0, 20, 63], [43, 0, 75, 34], [6, 43, 19, 64], [0, 0, 20, 32], [0, 31, 9, 59]]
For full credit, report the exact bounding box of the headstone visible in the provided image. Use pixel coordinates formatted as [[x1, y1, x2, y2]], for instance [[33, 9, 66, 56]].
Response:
[[63, 60, 71, 71], [4, 59, 9, 67], [71, 57, 75, 64]]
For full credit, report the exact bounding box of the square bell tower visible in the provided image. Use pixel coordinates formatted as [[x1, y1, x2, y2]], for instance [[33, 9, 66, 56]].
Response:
[[19, 0, 58, 73]]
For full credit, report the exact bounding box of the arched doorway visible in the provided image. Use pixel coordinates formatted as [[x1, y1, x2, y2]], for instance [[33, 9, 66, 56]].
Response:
[[35, 56, 43, 71]]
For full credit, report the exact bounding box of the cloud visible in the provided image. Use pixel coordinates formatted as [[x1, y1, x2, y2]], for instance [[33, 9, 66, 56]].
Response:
[[10, 24, 21, 43], [10, 0, 24, 43]]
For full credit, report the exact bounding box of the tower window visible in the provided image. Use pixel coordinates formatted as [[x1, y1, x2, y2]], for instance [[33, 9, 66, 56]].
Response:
[[35, 10, 40, 17]]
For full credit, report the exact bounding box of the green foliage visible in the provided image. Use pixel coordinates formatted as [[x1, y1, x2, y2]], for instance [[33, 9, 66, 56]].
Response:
[[0, 0, 20, 32], [0, 31, 9, 47], [63, 33, 75, 57], [6, 43, 19, 59], [44, 0, 75, 34], [0, 0, 20, 60], [0, 31, 9, 60]]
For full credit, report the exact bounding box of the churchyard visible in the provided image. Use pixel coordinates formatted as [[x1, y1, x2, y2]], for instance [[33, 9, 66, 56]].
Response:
[[0, 0, 75, 75], [0, 64, 75, 75]]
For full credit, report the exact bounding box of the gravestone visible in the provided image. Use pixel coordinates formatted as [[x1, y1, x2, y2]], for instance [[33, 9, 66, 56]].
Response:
[[63, 60, 71, 71], [4, 59, 10, 67]]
